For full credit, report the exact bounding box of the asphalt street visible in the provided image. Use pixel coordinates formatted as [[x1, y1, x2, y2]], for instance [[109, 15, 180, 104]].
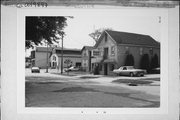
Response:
[[25, 69, 160, 107]]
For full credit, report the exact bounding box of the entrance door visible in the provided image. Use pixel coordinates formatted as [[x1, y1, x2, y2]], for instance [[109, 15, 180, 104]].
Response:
[[104, 63, 108, 75], [104, 48, 108, 59]]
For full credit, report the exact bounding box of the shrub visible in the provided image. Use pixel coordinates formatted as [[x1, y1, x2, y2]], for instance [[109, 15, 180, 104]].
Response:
[[150, 54, 159, 69], [125, 54, 134, 66], [140, 54, 150, 73], [93, 64, 99, 75]]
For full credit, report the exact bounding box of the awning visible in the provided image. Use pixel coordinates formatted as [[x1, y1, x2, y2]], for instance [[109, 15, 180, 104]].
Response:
[[103, 59, 116, 63]]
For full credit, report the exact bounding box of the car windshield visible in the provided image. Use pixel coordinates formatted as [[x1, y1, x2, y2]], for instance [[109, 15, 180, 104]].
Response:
[[127, 66, 134, 69], [119, 66, 134, 70]]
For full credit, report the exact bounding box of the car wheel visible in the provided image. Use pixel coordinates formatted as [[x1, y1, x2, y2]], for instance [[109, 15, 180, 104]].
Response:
[[141, 73, 144, 77], [130, 72, 134, 77]]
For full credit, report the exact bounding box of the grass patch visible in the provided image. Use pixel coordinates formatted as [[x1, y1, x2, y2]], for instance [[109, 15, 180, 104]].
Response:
[[37, 82, 63, 84], [141, 78, 160, 81], [79, 76, 99, 79], [112, 79, 153, 85], [52, 87, 98, 92], [26, 76, 60, 81]]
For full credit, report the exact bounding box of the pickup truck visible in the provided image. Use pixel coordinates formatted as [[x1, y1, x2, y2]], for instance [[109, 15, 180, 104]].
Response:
[[113, 66, 146, 77]]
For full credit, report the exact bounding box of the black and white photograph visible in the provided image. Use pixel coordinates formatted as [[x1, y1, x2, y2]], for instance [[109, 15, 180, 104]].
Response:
[[25, 13, 161, 108], [1, 1, 179, 120]]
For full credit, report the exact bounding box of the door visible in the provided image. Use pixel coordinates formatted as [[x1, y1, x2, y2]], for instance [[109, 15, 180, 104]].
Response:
[[104, 48, 108, 59], [104, 63, 108, 75]]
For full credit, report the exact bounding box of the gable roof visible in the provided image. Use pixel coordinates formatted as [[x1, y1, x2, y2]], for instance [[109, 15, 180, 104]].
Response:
[[81, 46, 94, 53], [54, 47, 81, 55], [36, 46, 54, 52], [95, 30, 160, 48]]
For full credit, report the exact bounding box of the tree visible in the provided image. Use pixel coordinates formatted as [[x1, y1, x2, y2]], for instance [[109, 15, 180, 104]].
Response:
[[125, 54, 134, 66], [89, 28, 113, 43], [26, 16, 70, 49], [140, 54, 150, 72]]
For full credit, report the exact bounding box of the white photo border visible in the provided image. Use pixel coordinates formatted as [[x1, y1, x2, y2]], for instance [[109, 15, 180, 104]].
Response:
[[0, 5, 176, 120]]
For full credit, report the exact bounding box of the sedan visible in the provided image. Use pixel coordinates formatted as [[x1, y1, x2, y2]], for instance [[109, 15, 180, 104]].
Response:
[[64, 66, 80, 72], [31, 67, 40, 73], [113, 66, 146, 77]]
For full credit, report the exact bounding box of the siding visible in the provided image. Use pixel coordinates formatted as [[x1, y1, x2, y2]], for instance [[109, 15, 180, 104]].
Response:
[[35, 52, 51, 69], [117, 45, 160, 68], [58, 56, 81, 68]]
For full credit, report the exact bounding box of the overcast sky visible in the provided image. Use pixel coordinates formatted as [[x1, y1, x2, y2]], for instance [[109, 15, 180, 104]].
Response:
[[62, 12, 161, 49], [26, 9, 162, 56]]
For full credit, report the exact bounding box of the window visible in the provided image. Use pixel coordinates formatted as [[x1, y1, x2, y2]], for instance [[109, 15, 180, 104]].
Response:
[[125, 47, 129, 54], [83, 50, 87, 56], [98, 48, 102, 56], [111, 46, 115, 55], [149, 48, 153, 55], [53, 56, 56, 61], [123, 67, 127, 70], [93, 50, 100, 56], [140, 48, 143, 55]]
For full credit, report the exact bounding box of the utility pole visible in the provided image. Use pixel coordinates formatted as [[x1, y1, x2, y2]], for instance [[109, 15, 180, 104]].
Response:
[[46, 40, 49, 73], [61, 33, 64, 74]]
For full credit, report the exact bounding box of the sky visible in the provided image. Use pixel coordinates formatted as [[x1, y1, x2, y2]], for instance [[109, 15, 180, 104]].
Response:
[[62, 11, 161, 49], [26, 9, 162, 56]]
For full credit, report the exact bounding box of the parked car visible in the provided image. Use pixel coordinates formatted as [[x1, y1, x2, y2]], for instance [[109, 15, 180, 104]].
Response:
[[64, 66, 80, 72], [31, 67, 40, 73], [113, 66, 146, 77]]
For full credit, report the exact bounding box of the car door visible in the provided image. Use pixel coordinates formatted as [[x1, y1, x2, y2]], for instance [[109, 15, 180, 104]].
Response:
[[121, 67, 127, 75]]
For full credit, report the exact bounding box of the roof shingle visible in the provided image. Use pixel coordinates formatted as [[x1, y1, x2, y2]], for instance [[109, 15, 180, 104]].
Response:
[[105, 30, 160, 47]]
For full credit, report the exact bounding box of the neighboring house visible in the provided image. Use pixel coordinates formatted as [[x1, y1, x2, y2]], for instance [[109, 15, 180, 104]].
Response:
[[31, 47, 53, 69], [81, 46, 93, 72], [92, 30, 160, 75], [50, 47, 81, 69]]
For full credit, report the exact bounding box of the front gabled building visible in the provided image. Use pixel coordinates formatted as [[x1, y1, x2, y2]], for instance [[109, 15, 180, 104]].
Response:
[[91, 30, 160, 75], [31, 46, 82, 69], [50, 47, 82, 69]]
